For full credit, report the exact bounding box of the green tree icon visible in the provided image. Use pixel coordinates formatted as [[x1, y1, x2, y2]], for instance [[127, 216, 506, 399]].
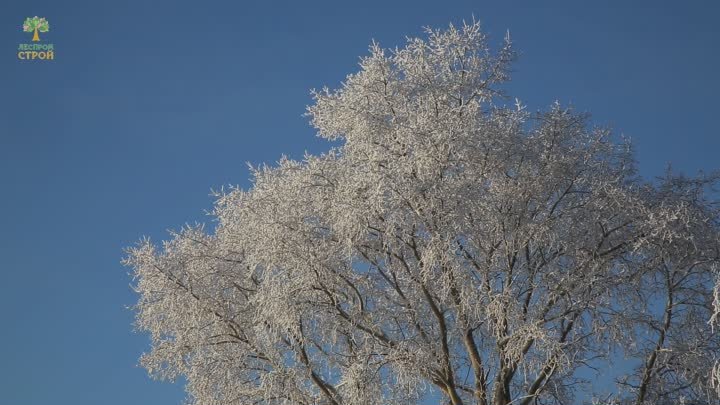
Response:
[[23, 17, 49, 42]]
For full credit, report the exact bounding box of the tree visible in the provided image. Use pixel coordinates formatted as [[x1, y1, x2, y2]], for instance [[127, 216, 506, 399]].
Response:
[[125, 22, 720, 405], [23, 16, 49, 42]]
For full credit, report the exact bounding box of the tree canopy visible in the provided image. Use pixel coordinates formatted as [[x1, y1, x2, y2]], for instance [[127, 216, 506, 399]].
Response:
[[126, 22, 720, 405], [23, 16, 49, 40]]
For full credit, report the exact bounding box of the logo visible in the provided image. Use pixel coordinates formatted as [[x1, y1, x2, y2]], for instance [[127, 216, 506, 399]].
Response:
[[18, 16, 54, 60], [23, 16, 49, 41]]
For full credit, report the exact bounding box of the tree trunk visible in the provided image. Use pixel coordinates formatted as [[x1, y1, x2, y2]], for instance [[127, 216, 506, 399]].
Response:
[[447, 387, 464, 405], [32, 28, 39, 41], [492, 371, 512, 405]]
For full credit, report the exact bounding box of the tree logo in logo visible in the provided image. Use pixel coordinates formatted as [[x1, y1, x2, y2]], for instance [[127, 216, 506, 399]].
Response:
[[23, 17, 49, 42]]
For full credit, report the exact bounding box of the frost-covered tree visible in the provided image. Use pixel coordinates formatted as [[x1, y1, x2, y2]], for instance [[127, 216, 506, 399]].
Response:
[[125, 22, 720, 405]]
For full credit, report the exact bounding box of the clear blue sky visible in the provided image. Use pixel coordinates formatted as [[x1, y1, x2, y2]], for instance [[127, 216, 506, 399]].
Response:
[[1, 1, 718, 404]]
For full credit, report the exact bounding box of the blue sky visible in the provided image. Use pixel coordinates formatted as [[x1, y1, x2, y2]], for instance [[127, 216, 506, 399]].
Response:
[[1, 1, 718, 404]]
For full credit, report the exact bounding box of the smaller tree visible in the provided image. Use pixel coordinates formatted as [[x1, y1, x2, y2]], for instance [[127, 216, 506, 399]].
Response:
[[23, 17, 49, 42]]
